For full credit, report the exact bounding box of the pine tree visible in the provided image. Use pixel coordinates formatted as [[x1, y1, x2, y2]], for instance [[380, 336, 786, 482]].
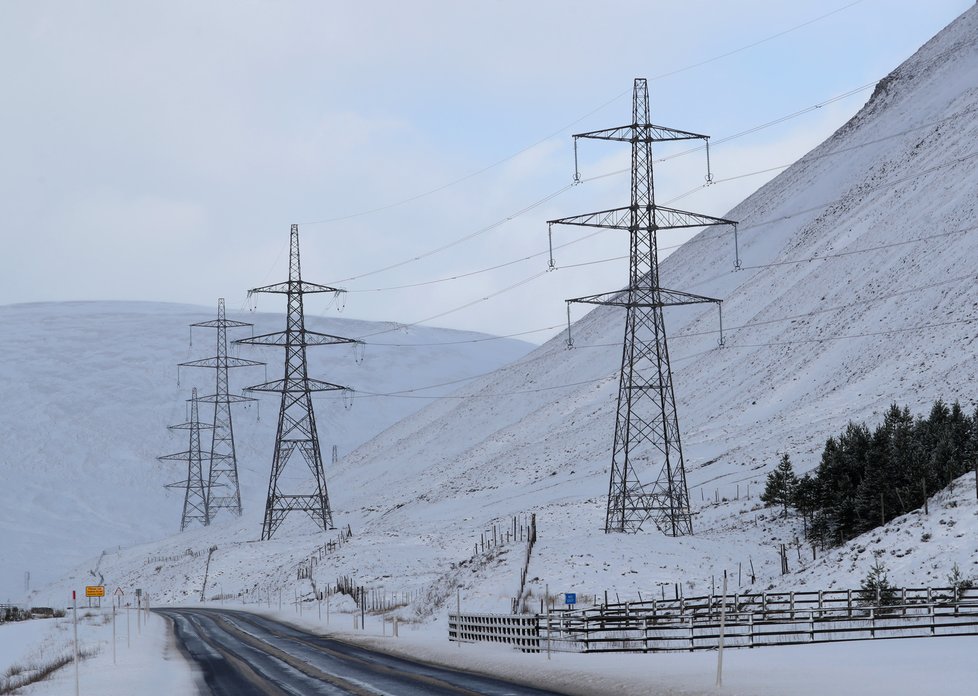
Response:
[[859, 556, 897, 609], [947, 562, 973, 593], [761, 453, 798, 517], [793, 473, 818, 524]]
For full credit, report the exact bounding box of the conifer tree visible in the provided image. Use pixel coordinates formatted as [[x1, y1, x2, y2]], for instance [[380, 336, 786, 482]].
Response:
[[859, 556, 897, 609], [761, 453, 798, 517]]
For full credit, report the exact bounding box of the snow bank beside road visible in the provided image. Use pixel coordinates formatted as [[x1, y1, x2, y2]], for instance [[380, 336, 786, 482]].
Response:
[[3, 608, 196, 696]]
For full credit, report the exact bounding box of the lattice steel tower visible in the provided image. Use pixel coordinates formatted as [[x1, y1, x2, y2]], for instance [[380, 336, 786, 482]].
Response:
[[237, 224, 360, 541], [180, 299, 262, 519], [549, 78, 736, 535], [159, 388, 211, 531]]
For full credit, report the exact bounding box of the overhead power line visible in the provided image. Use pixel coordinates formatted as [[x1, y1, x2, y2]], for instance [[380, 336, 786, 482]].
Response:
[[338, 92, 976, 301], [296, 0, 866, 226]]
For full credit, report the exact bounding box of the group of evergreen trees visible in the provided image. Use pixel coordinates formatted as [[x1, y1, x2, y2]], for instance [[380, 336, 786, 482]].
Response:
[[761, 400, 978, 547]]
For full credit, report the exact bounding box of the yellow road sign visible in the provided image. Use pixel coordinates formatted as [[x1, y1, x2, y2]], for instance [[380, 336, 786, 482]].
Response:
[[85, 585, 105, 598]]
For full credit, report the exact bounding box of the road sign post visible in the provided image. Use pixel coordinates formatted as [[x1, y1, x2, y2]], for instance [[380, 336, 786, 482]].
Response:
[[135, 589, 142, 636]]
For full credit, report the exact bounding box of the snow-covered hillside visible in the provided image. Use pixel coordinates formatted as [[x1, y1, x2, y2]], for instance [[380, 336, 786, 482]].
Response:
[[31, 5, 978, 618], [0, 301, 531, 599]]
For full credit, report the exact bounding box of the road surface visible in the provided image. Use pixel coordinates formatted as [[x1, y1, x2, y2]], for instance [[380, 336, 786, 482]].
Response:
[[157, 608, 569, 696]]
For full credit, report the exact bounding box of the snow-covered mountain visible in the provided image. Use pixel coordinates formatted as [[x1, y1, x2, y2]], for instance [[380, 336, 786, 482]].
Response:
[[31, 6, 978, 614], [0, 301, 532, 599]]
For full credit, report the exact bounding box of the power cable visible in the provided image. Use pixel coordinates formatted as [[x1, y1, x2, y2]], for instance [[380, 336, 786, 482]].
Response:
[[296, 0, 867, 226], [365, 323, 564, 348], [327, 184, 575, 285], [353, 270, 550, 339]]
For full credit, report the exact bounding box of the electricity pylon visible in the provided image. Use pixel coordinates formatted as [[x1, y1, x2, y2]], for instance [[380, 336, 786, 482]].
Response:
[[159, 388, 212, 532], [237, 224, 361, 541], [548, 78, 737, 535], [180, 298, 262, 519]]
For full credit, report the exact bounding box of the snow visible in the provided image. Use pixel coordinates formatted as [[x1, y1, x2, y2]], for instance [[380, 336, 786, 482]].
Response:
[[1, 607, 195, 695], [0, 619, 54, 676], [8, 3, 978, 694], [18, 603, 975, 696], [0, 301, 531, 600]]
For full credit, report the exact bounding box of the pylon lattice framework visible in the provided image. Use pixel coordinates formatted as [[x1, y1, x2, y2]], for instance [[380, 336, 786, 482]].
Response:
[[237, 224, 361, 541], [159, 387, 211, 532], [548, 78, 737, 535], [179, 298, 263, 519]]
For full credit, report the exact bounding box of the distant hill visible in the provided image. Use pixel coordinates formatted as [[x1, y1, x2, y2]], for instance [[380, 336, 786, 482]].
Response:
[[0, 300, 531, 599]]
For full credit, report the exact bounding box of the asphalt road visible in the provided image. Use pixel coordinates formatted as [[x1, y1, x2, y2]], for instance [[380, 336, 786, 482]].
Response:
[[157, 608, 569, 696]]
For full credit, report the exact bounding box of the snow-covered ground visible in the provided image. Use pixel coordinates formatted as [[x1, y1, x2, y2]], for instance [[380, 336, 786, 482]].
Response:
[[0, 607, 194, 695], [8, 603, 978, 696], [0, 301, 531, 600]]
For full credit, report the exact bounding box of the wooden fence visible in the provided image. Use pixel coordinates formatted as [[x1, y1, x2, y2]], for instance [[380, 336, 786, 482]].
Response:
[[451, 586, 978, 653], [559, 586, 978, 624], [512, 513, 538, 613]]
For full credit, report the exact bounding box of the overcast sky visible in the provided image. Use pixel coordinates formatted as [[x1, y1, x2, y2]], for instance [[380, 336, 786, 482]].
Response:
[[0, 0, 972, 341]]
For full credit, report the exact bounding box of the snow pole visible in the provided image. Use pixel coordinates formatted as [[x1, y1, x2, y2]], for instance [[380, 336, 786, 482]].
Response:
[[72, 590, 80, 696]]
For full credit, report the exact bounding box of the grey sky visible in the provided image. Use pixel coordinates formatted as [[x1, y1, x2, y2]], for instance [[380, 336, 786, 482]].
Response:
[[0, 0, 971, 340]]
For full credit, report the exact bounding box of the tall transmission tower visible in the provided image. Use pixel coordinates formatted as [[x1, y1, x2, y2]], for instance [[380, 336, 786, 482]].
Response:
[[548, 78, 737, 535], [237, 224, 360, 541], [179, 298, 263, 519], [159, 388, 211, 532]]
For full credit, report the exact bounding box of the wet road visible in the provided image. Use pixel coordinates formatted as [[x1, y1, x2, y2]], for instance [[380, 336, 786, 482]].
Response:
[[158, 608, 568, 696]]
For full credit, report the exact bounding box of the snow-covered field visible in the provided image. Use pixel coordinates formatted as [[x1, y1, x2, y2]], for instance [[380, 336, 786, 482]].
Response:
[[1, 608, 195, 695], [6, 604, 978, 696]]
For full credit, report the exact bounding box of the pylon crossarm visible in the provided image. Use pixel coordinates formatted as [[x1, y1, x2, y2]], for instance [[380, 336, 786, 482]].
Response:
[[158, 451, 195, 461], [574, 123, 708, 143], [657, 287, 722, 306], [549, 205, 735, 232], [236, 330, 359, 347], [247, 281, 345, 296], [166, 422, 215, 432], [195, 393, 256, 404], [245, 378, 349, 393], [549, 206, 631, 230], [653, 205, 736, 229], [191, 318, 253, 329], [178, 356, 264, 368], [567, 287, 721, 308]]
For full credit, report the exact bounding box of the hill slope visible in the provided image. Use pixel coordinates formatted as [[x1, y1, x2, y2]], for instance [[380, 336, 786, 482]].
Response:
[[0, 301, 532, 598]]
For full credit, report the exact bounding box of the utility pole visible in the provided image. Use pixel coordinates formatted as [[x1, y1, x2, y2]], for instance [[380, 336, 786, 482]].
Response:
[[160, 388, 212, 531], [549, 78, 737, 535], [237, 224, 361, 540], [180, 298, 262, 519]]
